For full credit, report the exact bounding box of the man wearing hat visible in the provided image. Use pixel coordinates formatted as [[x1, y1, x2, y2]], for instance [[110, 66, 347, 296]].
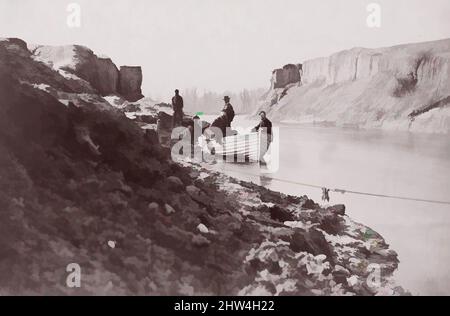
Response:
[[222, 96, 235, 127]]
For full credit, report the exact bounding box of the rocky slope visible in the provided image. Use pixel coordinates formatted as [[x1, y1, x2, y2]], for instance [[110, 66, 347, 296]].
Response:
[[0, 38, 405, 295], [258, 39, 450, 134]]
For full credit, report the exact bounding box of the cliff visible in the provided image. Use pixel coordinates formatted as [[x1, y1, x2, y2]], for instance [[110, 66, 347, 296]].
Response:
[[258, 38, 450, 134], [31, 43, 143, 102], [0, 38, 405, 295], [118, 66, 144, 102]]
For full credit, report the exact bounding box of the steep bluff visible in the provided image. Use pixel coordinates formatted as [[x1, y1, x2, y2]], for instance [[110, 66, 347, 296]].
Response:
[[118, 66, 144, 102], [31, 43, 143, 102], [258, 38, 450, 133]]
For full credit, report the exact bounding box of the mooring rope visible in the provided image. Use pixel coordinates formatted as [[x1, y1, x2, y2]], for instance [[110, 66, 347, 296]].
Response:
[[221, 168, 450, 206]]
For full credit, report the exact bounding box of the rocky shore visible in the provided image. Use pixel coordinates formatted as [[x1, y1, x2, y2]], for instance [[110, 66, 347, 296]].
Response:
[[0, 38, 405, 295]]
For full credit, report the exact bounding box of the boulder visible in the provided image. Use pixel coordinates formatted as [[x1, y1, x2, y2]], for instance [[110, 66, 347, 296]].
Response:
[[290, 228, 333, 261], [2, 38, 28, 51], [167, 176, 184, 192], [192, 234, 211, 247], [327, 204, 346, 216], [118, 66, 144, 102], [95, 57, 120, 95], [136, 115, 157, 124], [148, 202, 159, 212], [186, 185, 201, 196], [164, 204, 176, 215], [31, 45, 147, 101], [157, 111, 173, 130], [32, 45, 120, 96], [144, 129, 159, 145], [197, 223, 209, 234], [271, 64, 302, 89], [269, 205, 294, 222], [332, 265, 351, 285]]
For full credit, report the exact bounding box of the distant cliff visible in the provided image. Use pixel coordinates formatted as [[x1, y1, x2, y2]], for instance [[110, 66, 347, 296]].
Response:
[[258, 39, 450, 134], [31, 43, 143, 102]]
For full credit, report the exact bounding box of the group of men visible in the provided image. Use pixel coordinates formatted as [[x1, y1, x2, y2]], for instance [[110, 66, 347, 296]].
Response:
[[171, 89, 272, 161], [171, 89, 271, 136]]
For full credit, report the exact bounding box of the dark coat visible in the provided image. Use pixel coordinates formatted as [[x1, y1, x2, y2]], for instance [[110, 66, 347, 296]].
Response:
[[222, 103, 235, 126], [211, 116, 228, 138], [253, 117, 272, 135], [172, 95, 184, 113]]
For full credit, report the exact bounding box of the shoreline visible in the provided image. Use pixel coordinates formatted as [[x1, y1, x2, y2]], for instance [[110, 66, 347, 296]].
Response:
[[178, 159, 407, 295]]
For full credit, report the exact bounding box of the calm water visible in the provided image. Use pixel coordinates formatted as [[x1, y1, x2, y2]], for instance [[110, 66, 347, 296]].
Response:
[[201, 115, 450, 295]]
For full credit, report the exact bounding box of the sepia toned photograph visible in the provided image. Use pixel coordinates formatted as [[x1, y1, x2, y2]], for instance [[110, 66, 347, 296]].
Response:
[[0, 0, 450, 302]]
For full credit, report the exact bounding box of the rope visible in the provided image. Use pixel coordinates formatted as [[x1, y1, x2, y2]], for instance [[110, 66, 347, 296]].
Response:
[[221, 168, 450, 206]]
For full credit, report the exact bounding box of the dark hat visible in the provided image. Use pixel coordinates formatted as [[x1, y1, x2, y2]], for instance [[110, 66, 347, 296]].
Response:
[[223, 96, 230, 101]]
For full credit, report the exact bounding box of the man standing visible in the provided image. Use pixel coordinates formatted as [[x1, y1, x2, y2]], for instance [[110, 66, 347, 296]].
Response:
[[252, 111, 273, 164], [252, 111, 272, 136], [172, 89, 184, 127], [222, 96, 235, 127]]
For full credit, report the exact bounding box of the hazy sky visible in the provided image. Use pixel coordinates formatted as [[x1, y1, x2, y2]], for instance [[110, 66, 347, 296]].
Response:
[[1, 0, 450, 99]]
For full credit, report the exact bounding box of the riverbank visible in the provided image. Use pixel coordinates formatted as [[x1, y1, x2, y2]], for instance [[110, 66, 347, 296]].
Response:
[[198, 115, 450, 295]]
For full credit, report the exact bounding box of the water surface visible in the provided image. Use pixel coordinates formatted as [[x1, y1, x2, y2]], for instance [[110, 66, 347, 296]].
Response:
[[201, 115, 450, 295]]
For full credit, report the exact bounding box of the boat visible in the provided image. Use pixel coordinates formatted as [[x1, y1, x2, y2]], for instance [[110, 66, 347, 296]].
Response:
[[200, 132, 262, 163]]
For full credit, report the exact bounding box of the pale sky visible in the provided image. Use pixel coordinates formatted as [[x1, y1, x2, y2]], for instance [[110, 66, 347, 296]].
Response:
[[1, 0, 450, 100]]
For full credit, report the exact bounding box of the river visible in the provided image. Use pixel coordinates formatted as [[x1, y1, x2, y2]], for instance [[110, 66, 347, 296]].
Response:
[[200, 114, 450, 296]]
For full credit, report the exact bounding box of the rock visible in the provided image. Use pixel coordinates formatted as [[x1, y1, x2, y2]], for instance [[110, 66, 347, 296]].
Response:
[[347, 275, 359, 287], [301, 198, 318, 210], [148, 202, 159, 212], [32, 45, 119, 96], [31, 45, 144, 102], [317, 212, 344, 235], [164, 204, 176, 215], [271, 64, 301, 89], [290, 228, 333, 261], [197, 223, 209, 234], [269, 205, 294, 222], [186, 185, 201, 196], [118, 66, 144, 102], [4, 38, 28, 51], [157, 111, 173, 130], [327, 204, 346, 216], [186, 185, 212, 207], [136, 115, 157, 124], [122, 103, 141, 113], [332, 265, 351, 285], [167, 176, 184, 192], [144, 129, 159, 145], [95, 57, 120, 95], [192, 234, 210, 247], [107, 240, 116, 249]]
